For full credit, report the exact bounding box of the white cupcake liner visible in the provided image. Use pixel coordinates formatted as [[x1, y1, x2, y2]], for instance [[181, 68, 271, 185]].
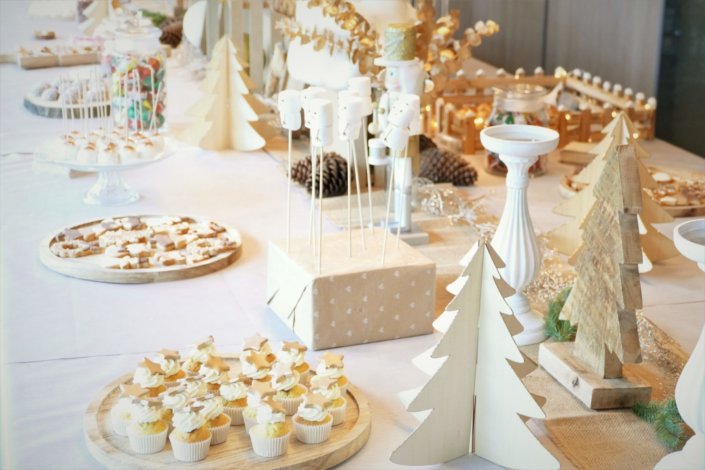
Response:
[[224, 405, 245, 426], [331, 400, 347, 426], [249, 425, 290, 458], [243, 412, 258, 433], [294, 416, 332, 444], [169, 432, 212, 462], [208, 415, 232, 445], [275, 391, 306, 416], [127, 425, 168, 454], [110, 407, 131, 437]]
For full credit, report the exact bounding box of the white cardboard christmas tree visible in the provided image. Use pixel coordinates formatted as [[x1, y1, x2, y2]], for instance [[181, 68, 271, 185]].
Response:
[[548, 112, 677, 271], [79, 0, 108, 35], [390, 240, 558, 469], [181, 36, 271, 151]]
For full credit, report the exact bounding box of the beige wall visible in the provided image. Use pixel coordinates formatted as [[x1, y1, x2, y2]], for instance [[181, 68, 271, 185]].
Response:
[[451, 0, 664, 96]]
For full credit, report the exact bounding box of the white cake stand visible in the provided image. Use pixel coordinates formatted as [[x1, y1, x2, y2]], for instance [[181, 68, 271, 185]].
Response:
[[480, 124, 560, 346], [35, 142, 173, 206]]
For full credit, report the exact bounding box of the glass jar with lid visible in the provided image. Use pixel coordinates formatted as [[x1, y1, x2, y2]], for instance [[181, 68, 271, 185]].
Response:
[[484, 84, 550, 176], [103, 15, 166, 131]]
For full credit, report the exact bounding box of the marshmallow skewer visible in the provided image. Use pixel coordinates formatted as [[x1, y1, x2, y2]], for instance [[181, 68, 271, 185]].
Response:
[[347, 140, 352, 257], [396, 145, 408, 248], [301, 87, 326, 248], [349, 77, 375, 234], [381, 148, 398, 266], [318, 145, 324, 272], [277, 90, 302, 254], [351, 143, 366, 247]]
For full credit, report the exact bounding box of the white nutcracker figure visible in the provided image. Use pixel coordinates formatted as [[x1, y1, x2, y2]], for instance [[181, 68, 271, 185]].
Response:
[[277, 89, 302, 252], [308, 98, 334, 272]]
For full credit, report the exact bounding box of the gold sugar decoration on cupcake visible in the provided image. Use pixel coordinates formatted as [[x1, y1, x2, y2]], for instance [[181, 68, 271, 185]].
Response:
[[261, 396, 287, 415], [302, 392, 331, 410], [140, 357, 166, 375], [159, 348, 180, 360], [250, 379, 276, 399], [320, 351, 344, 368], [204, 354, 230, 372], [196, 335, 214, 350], [282, 340, 307, 353], [120, 383, 150, 398], [310, 375, 337, 390], [245, 351, 272, 369], [243, 333, 269, 352]]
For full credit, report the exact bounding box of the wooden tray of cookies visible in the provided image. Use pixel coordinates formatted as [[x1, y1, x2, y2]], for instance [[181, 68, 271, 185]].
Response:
[[84, 373, 371, 469], [39, 215, 242, 284]]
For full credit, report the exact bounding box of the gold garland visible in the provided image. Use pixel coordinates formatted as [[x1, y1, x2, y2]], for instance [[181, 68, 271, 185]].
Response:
[[276, 0, 379, 74]]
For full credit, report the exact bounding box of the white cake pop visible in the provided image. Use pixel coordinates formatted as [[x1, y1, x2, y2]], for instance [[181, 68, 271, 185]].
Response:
[[277, 89, 302, 131], [534, 66, 545, 76]]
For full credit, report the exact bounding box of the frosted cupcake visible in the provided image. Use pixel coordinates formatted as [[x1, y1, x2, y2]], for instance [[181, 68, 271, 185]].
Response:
[[242, 333, 277, 363], [110, 383, 149, 436], [249, 397, 291, 458], [311, 375, 347, 426], [315, 352, 348, 394], [156, 348, 185, 386], [220, 375, 249, 425], [195, 393, 231, 445], [198, 354, 230, 392], [133, 358, 166, 397], [169, 405, 212, 462], [177, 375, 208, 399], [241, 351, 272, 383], [183, 336, 216, 373], [271, 362, 307, 416], [278, 341, 310, 381], [127, 399, 168, 454], [293, 393, 333, 444], [243, 380, 276, 432], [159, 385, 189, 426]]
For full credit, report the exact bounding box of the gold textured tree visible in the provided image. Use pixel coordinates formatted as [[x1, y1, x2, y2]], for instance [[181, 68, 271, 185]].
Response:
[[390, 241, 558, 469], [549, 112, 677, 271], [560, 144, 644, 378], [181, 36, 271, 151]]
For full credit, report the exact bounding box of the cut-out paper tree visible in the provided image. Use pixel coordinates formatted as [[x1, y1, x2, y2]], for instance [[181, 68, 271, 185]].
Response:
[[560, 144, 644, 378], [390, 240, 559, 469], [79, 0, 108, 35], [181, 36, 272, 151], [548, 112, 677, 272]]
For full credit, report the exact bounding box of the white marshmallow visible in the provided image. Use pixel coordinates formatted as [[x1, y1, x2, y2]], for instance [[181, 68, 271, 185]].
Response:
[[277, 90, 302, 131], [337, 93, 364, 141]]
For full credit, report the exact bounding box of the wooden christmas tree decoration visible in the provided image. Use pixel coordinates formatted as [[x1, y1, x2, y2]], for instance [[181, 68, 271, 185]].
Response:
[[181, 36, 272, 151], [539, 144, 652, 409], [390, 240, 558, 469], [548, 112, 677, 272], [79, 0, 108, 35]]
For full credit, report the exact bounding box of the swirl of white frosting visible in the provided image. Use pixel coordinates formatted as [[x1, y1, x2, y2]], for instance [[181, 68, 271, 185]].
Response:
[[158, 357, 181, 377], [278, 348, 304, 366], [198, 364, 225, 384], [220, 381, 248, 402], [179, 378, 207, 398], [196, 396, 224, 421], [133, 367, 165, 389], [162, 390, 189, 410], [246, 390, 264, 407], [315, 362, 342, 379], [172, 409, 206, 433], [313, 383, 341, 401], [256, 404, 285, 425], [188, 342, 215, 364], [296, 403, 328, 422], [272, 371, 300, 392], [113, 396, 134, 414], [241, 357, 270, 380], [132, 402, 162, 424]]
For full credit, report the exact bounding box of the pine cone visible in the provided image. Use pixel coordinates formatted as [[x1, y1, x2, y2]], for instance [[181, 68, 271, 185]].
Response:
[[160, 19, 183, 48], [420, 147, 478, 186], [419, 134, 437, 152], [290, 152, 349, 197]]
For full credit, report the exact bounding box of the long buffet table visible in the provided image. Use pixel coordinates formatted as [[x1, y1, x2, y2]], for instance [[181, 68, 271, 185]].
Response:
[[1, 2, 704, 468]]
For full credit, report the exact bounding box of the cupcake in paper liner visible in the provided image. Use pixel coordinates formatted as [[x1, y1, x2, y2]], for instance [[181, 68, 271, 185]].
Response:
[[127, 399, 168, 454], [248, 397, 290, 458], [194, 393, 231, 445], [159, 385, 190, 430], [220, 375, 249, 425], [293, 393, 333, 444], [242, 379, 276, 433], [310, 375, 347, 426], [198, 354, 231, 393], [169, 405, 212, 462], [314, 352, 349, 394], [241, 349, 273, 383], [133, 358, 167, 397], [277, 340, 310, 383], [111, 383, 150, 436], [271, 362, 307, 416], [242, 332, 277, 363], [156, 348, 185, 386], [182, 335, 217, 373]]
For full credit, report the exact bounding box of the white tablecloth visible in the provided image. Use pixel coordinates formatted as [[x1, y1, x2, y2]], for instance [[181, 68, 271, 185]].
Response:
[[2, 2, 705, 469]]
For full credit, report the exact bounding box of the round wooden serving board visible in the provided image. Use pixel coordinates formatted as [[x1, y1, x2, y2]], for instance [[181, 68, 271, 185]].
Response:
[[39, 215, 242, 284], [84, 374, 371, 469]]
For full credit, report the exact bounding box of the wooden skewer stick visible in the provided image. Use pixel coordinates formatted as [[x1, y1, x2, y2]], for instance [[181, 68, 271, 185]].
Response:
[[347, 140, 352, 257], [362, 116, 374, 233], [149, 81, 163, 133], [381, 149, 399, 266], [317, 145, 325, 273], [396, 144, 409, 248], [308, 141, 317, 247], [286, 128, 293, 253], [351, 142, 366, 249]]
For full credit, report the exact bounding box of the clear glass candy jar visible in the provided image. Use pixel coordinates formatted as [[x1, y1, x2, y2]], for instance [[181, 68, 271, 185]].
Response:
[[103, 16, 166, 131], [484, 84, 549, 176]]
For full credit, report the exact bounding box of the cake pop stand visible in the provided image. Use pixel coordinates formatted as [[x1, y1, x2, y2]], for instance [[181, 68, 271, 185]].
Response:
[[35, 141, 174, 206]]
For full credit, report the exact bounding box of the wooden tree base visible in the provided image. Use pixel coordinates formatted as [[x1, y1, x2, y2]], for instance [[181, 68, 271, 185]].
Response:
[[538, 342, 651, 410]]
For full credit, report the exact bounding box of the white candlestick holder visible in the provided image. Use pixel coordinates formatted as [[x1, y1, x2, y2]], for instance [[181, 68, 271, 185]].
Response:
[[481, 124, 559, 346]]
